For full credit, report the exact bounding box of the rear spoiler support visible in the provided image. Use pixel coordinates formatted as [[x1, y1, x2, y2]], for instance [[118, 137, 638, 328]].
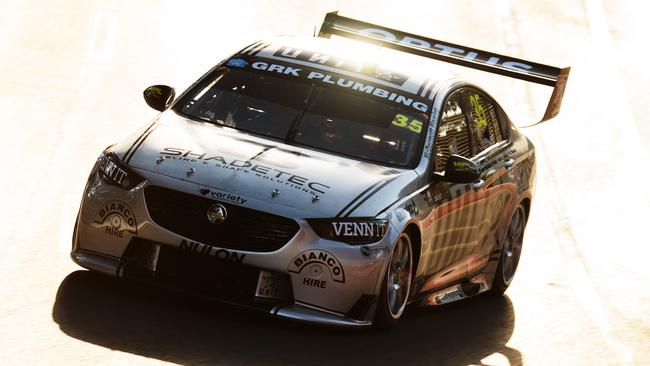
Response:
[[318, 12, 570, 122]]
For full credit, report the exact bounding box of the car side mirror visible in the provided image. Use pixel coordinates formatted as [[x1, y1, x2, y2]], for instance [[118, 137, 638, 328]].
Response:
[[143, 85, 175, 111], [438, 154, 481, 183]]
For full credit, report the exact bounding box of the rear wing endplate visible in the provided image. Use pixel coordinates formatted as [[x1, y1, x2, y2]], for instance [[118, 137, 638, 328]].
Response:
[[318, 12, 570, 122]]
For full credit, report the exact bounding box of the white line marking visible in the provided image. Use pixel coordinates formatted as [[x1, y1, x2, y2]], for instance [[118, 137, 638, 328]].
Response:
[[539, 0, 640, 362], [584, 0, 647, 160], [87, 13, 118, 62], [499, 0, 638, 363]]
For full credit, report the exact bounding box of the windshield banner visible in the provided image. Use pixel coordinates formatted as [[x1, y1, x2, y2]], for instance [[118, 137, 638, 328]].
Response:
[[225, 56, 431, 114]]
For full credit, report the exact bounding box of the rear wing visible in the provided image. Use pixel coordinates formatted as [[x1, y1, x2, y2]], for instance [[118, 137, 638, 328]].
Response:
[[318, 12, 570, 122]]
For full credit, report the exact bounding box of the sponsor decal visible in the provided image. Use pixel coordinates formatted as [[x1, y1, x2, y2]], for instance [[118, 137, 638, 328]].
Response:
[[303, 276, 327, 289], [179, 239, 245, 263], [161, 147, 331, 195], [288, 250, 345, 283], [302, 264, 327, 288], [272, 47, 409, 87], [234, 58, 428, 113], [199, 188, 247, 205], [99, 156, 128, 185], [145, 86, 165, 98], [226, 58, 248, 68], [251, 61, 302, 76], [332, 221, 386, 238], [422, 106, 437, 160], [93, 200, 137, 237], [357, 28, 535, 74], [374, 70, 401, 83], [468, 93, 489, 131]]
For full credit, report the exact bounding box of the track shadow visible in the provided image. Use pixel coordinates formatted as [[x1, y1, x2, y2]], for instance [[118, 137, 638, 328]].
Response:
[[53, 270, 521, 365]]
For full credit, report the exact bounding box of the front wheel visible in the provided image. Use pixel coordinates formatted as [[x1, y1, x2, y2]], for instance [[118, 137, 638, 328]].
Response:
[[374, 232, 413, 328], [491, 204, 527, 295]]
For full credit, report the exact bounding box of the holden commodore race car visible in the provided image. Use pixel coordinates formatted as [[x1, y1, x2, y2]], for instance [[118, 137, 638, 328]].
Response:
[[71, 12, 570, 327]]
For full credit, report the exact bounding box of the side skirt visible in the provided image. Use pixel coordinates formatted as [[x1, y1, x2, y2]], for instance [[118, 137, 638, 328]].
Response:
[[414, 273, 494, 306]]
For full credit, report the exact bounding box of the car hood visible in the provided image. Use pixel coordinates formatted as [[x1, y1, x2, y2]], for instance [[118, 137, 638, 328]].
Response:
[[118, 113, 419, 218]]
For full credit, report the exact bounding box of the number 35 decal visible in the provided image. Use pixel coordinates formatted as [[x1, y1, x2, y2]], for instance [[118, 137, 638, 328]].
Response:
[[392, 114, 423, 134]]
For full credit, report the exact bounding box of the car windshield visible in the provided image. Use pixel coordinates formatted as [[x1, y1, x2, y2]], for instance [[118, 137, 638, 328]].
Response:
[[175, 68, 429, 167]]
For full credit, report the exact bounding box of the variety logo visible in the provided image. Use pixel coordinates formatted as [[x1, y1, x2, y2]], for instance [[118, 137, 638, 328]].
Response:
[[199, 188, 247, 205], [288, 249, 345, 283], [94, 200, 137, 237], [179, 239, 245, 263]]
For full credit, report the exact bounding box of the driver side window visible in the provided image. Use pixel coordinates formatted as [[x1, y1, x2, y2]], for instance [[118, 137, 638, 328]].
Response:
[[434, 96, 472, 172]]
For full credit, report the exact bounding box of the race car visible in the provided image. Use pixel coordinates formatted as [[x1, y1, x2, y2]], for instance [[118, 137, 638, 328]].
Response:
[[71, 12, 570, 327]]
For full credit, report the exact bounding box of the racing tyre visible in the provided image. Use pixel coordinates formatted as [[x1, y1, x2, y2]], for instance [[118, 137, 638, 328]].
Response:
[[491, 204, 527, 295], [374, 232, 413, 328]]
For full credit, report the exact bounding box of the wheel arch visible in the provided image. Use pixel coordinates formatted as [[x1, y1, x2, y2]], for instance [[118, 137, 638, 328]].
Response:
[[403, 223, 421, 280], [520, 196, 531, 224], [496, 194, 531, 258]]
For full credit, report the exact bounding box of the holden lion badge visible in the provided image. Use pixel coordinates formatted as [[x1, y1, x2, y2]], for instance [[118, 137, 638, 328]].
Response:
[[207, 204, 227, 224]]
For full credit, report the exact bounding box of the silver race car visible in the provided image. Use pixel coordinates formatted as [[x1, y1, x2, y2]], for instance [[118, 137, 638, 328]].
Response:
[[71, 12, 569, 327]]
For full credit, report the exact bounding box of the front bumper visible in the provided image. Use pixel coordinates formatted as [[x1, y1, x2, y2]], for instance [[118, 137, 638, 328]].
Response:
[[71, 249, 372, 327], [72, 167, 394, 327]]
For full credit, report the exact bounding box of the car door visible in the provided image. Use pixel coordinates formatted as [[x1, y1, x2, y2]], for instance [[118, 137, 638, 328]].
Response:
[[460, 88, 516, 277], [418, 91, 481, 293]]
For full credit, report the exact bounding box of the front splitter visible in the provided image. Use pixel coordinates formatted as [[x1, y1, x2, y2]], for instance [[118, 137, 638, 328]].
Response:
[[271, 303, 371, 328]]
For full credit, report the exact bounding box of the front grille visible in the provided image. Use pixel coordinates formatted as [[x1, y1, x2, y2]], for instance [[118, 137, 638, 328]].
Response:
[[155, 243, 261, 300], [121, 238, 264, 303], [144, 185, 300, 252]]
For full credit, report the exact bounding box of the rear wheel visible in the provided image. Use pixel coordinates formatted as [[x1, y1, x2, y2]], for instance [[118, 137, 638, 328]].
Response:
[[491, 204, 527, 295], [375, 232, 413, 327]]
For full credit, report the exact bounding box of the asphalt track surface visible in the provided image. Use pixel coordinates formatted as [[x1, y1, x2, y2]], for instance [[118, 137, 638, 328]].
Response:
[[1, 1, 649, 365]]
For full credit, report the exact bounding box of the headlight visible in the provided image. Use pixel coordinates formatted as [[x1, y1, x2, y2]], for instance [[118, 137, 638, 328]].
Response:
[[307, 218, 388, 245], [96, 150, 145, 190]]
